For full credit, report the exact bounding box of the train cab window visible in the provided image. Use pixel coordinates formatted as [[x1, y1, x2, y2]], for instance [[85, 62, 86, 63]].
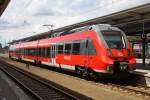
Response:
[[73, 42, 80, 55], [64, 43, 71, 54], [58, 44, 64, 54], [101, 31, 126, 49]]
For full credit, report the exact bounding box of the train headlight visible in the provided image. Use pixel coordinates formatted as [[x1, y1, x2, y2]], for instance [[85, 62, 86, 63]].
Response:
[[107, 49, 112, 56], [107, 65, 113, 71]]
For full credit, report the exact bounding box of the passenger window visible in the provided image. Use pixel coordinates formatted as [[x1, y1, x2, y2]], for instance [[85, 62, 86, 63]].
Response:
[[44, 48, 47, 57], [64, 43, 71, 54], [80, 40, 86, 55], [87, 39, 96, 55], [73, 43, 80, 55], [39, 48, 41, 56], [35, 49, 37, 56], [47, 48, 50, 57], [42, 48, 45, 57], [58, 44, 64, 54]]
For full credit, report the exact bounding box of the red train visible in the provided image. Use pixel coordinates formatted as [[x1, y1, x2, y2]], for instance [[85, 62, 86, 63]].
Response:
[[9, 24, 136, 78]]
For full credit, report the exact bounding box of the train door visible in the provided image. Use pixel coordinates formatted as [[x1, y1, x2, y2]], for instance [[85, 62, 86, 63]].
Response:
[[85, 39, 95, 67], [85, 39, 90, 67], [51, 44, 57, 66]]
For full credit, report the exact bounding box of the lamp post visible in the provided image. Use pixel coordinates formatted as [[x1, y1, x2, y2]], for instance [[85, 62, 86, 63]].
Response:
[[42, 24, 55, 38], [141, 22, 147, 66], [42, 24, 54, 30]]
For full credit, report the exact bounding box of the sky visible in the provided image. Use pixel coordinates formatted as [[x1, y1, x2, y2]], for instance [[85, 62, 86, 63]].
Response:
[[0, 0, 150, 46]]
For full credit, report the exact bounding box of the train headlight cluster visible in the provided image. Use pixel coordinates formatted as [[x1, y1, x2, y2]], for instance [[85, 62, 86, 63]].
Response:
[[107, 49, 112, 56], [107, 65, 113, 71]]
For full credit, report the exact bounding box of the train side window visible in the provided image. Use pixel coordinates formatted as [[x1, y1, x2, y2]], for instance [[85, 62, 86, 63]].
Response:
[[27, 49, 29, 56], [26, 49, 28, 56], [58, 44, 64, 54], [50, 47, 52, 57], [25, 49, 27, 56], [42, 48, 45, 57], [29, 49, 31, 56], [30, 48, 35, 56], [21, 49, 23, 55], [35, 48, 38, 56], [73, 42, 80, 55], [87, 39, 97, 55], [24, 49, 26, 56], [42, 48, 44, 57], [28, 49, 30, 56], [47, 48, 50, 57], [43, 48, 45, 57], [44, 48, 46, 57], [55, 44, 58, 54], [64, 43, 71, 54], [80, 40, 86, 55], [33, 49, 36, 56], [38, 48, 41, 56]]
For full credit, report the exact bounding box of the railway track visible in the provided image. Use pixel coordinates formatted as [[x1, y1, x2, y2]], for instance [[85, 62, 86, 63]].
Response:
[[103, 81, 150, 99], [86, 75, 150, 99], [0, 59, 92, 100]]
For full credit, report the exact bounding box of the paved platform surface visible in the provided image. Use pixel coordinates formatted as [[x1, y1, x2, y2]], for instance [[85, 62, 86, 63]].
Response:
[[0, 72, 18, 100], [133, 62, 150, 76], [0, 68, 31, 100]]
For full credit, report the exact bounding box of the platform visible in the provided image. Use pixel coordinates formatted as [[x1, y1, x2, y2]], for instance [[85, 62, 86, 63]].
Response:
[[131, 59, 150, 87], [134, 59, 150, 76], [0, 69, 31, 100]]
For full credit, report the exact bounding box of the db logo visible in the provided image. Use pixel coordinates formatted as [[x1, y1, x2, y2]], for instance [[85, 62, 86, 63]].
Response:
[[118, 52, 123, 56]]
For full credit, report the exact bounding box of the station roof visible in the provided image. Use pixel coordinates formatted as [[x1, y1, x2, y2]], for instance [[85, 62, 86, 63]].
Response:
[[0, 0, 10, 16], [52, 3, 150, 35], [9, 3, 150, 44]]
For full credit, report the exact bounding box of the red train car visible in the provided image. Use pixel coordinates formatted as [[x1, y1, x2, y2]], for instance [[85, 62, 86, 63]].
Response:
[[9, 24, 136, 78]]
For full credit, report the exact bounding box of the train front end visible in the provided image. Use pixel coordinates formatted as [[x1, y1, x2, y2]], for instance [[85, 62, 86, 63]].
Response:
[[96, 25, 136, 77]]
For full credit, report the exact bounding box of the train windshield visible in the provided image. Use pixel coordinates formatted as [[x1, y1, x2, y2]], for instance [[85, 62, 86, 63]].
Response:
[[101, 31, 126, 49]]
